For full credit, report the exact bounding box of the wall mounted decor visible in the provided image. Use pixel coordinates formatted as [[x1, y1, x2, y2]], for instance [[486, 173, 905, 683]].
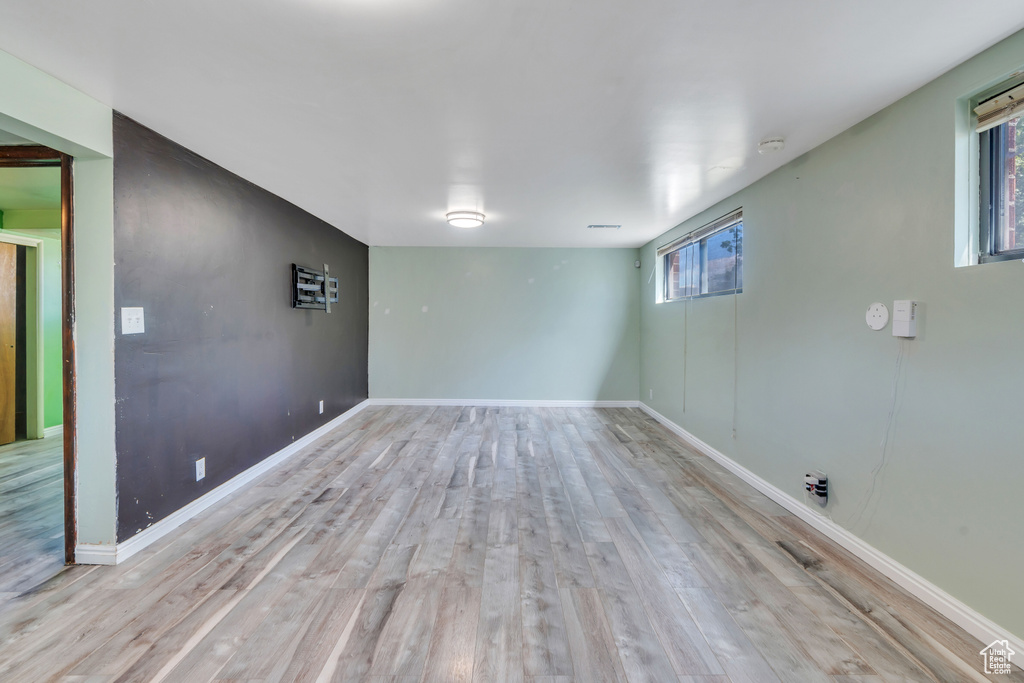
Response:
[[292, 263, 339, 312]]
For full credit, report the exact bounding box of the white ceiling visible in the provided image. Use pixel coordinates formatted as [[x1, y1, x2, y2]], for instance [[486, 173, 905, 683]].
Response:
[[0, 1, 1021, 247]]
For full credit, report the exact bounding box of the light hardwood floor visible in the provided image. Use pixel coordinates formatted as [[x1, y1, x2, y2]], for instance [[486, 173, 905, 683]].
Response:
[[0, 434, 64, 608], [0, 406, 1017, 682]]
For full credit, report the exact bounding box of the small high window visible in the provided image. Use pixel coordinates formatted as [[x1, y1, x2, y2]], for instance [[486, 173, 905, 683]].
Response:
[[658, 209, 742, 302], [976, 82, 1024, 262]]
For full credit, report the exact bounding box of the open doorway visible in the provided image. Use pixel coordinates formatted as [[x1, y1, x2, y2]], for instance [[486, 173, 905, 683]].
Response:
[[0, 135, 75, 598]]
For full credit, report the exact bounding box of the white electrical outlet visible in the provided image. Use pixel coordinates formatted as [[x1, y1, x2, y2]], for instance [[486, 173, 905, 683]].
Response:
[[195, 457, 205, 481], [121, 307, 145, 335], [865, 302, 888, 331], [319, 400, 324, 414], [649, 389, 653, 400], [804, 470, 827, 506]]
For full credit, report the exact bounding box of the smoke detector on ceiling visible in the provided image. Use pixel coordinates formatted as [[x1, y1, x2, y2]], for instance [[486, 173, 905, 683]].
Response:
[[757, 136, 785, 154]]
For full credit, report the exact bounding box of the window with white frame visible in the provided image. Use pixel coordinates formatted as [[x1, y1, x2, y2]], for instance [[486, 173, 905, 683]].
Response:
[[658, 209, 743, 302], [976, 80, 1024, 263]]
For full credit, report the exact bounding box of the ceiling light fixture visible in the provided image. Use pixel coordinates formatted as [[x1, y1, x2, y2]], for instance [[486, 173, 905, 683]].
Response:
[[446, 211, 485, 228], [758, 136, 785, 154]]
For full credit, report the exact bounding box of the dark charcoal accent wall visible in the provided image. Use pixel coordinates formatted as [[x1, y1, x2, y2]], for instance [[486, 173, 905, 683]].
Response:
[[113, 113, 368, 541]]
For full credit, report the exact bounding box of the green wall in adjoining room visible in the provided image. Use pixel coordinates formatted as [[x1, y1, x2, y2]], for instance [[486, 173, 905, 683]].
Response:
[[2, 209, 60, 234], [370, 247, 640, 402], [640, 28, 1024, 639], [3, 210, 64, 429]]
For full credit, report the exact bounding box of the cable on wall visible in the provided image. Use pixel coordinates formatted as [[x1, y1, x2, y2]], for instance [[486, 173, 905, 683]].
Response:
[[732, 291, 739, 439], [682, 297, 688, 412], [851, 338, 908, 531]]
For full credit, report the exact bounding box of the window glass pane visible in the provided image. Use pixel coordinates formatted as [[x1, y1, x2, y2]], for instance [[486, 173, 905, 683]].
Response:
[[734, 222, 743, 290], [705, 222, 742, 294], [682, 244, 698, 297], [996, 116, 1024, 253], [660, 213, 742, 300], [664, 243, 700, 300], [665, 249, 681, 300], [991, 116, 1024, 254]]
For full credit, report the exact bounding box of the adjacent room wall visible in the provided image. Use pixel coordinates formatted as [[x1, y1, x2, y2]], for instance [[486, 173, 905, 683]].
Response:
[[640, 29, 1024, 638], [370, 247, 639, 402], [3, 209, 64, 428], [112, 114, 368, 541]]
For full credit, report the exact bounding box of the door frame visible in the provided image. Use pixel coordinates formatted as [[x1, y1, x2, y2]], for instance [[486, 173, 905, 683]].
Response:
[[0, 146, 75, 563]]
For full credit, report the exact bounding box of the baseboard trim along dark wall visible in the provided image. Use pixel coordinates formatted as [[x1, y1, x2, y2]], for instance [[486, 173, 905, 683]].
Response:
[[112, 113, 368, 542]]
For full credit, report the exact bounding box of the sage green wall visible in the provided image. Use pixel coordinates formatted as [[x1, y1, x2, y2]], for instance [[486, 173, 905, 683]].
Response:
[[39, 235, 62, 428], [370, 247, 639, 401], [3, 210, 64, 428], [640, 30, 1024, 639], [0, 46, 117, 549]]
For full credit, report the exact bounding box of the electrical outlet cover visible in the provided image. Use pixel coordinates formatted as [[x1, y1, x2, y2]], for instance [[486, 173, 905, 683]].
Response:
[[866, 302, 888, 331], [196, 457, 205, 481], [121, 307, 145, 335]]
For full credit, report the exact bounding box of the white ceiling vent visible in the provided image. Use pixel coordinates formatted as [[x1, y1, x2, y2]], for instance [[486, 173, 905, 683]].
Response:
[[587, 224, 621, 229]]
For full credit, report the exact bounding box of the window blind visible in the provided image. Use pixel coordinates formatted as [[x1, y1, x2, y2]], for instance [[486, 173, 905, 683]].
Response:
[[656, 209, 742, 257], [975, 82, 1024, 133]]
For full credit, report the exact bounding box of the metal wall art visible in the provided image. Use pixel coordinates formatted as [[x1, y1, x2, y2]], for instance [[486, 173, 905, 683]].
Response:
[[292, 263, 339, 312]]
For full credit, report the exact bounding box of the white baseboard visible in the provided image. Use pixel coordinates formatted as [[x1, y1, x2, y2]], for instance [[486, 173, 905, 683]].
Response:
[[75, 399, 370, 566], [43, 425, 63, 439], [638, 402, 1023, 657], [74, 543, 117, 566], [368, 398, 640, 408]]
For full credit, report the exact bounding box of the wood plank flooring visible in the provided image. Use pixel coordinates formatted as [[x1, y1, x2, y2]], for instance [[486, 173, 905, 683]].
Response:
[[0, 406, 1018, 682], [0, 434, 64, 607]]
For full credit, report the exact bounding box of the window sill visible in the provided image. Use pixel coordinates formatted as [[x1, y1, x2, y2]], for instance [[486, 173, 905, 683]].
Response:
[[662, 288, 743, 303], [978, 251, 1024, 264]]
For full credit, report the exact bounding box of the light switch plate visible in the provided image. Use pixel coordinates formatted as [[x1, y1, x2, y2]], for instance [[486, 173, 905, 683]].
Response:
[[121, 307, 145, 335]]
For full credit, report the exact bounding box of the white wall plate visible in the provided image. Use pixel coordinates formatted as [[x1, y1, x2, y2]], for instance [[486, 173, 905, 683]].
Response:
[[121, 307, 145, 335], [866, 302, 889, 331]]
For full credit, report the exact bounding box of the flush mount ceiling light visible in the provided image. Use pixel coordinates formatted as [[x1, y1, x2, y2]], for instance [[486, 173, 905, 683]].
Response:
[[446, 211, 485, 228], [758, 136, 786, 154]]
